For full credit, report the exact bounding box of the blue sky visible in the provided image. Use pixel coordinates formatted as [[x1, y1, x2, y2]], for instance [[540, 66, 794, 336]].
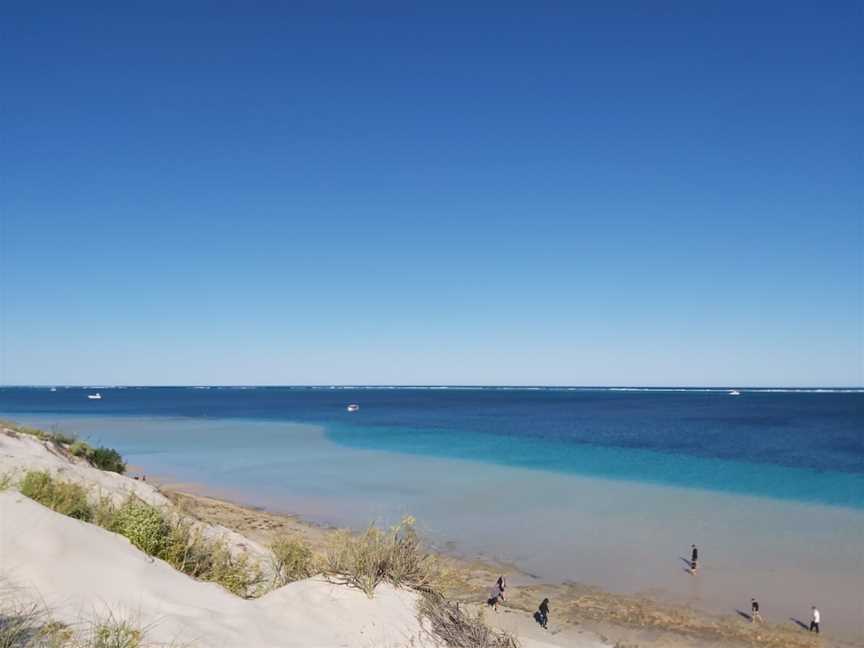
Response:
[[2, 1, 861, 386]]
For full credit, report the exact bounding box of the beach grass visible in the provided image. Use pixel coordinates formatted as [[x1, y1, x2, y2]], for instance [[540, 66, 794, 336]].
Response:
[[325, 516, 442, 598], [269, 537, 316, 586], [15, 471, 262, 598], [419, 591, 520, 648], [19, 471, 93, 522], [0, 588, 181, 648]]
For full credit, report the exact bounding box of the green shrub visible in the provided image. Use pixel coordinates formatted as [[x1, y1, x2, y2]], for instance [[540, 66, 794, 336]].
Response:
[[19, 471, 93, 521], [326, 516, 439, 597], [90, 448, 126, 474], [70, 440, 95, 461], [113, 499, 169, 556], [109, 498, 261, 597], [271, 537, 316, 586], [205, 543, 261, 597]]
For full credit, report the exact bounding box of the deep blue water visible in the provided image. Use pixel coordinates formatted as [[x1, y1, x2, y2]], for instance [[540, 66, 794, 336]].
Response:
[[2, 386, 862, 507]]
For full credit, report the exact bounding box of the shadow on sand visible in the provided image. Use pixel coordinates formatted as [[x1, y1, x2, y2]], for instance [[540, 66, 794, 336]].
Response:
[[736, 610, 753, 622], [678, 556, 696, 574], [790, 617, 809, 630]]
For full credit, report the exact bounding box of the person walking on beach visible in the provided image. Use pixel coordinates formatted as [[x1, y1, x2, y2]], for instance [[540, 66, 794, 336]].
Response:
[[488, 579, 504, 612], [538, 598, 550, 629], [690, 544, 699, 573], [810, 606, 820, 633], [496, 575, 507, 601], [751, 598, 762, 623]]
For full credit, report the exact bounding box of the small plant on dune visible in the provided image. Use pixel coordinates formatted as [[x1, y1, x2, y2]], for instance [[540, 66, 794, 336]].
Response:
[[69, 441, 95, 462], [0, 472, 14, 491], [112, 499, 169, 556], [47, 426, 77, 446], [77, 610, 148, 648], [418, 591, 520, 648], [203, 544, 262, 598], [326, 516, 439, 598], [19, 471, 93, 522], [89, 448, 126, 474], [89, 621, 141, 648], [270, 537, 316, 586], [0, 587, 73, 648], [92, 496, 120, 530], [326, 526, 387, 597], [0, 600, 45, 648]]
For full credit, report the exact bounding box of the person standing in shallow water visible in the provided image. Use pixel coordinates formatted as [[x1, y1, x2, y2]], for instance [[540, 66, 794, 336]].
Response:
[[690, 544, 699, 572], [810, 606, 820, 633], [537, 598, 550, 629], [751, 598, 762, 623]]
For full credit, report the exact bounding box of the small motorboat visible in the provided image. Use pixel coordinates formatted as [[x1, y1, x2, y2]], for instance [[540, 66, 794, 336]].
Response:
[[50, 387, 57, 392], [729, 390, 741, 396], [346, 403, 360, 412], [87, 392, 102, 400]]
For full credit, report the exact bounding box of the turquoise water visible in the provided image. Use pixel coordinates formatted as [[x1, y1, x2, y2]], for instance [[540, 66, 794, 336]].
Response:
[[2, 386, 862, 508]]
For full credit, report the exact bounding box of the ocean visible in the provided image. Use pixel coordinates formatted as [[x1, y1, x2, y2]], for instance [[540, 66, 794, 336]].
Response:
[[2, 386, 862, 507], [2, 386, 863, 638]]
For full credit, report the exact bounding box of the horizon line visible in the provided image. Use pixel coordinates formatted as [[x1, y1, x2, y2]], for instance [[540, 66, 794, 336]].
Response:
[[2, 384, 862, 391]]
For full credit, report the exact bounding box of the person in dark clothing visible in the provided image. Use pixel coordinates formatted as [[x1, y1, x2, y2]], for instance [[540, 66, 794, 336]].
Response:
[[538, 598, 550, 629], [496, 575, 506, 601], [751, 598, 762, 623], [690, 544, 699, 572]]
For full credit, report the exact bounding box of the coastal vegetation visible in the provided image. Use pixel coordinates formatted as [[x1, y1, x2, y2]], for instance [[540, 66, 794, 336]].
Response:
[[19, 471, 93, 521], [69, 443, 126, 474], [15, 470, 262, 598], [1, 421, 126, 474], [325, 516, 442, 597], [269, 537, 316, 586], [419, 592, 519, 648], [0, 589, 161, 648]]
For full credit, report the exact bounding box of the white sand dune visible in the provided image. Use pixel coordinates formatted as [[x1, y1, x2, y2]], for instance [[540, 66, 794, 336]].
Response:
[[0, 493, 586, 647], [0, 430, 273, 574], [0, 429, 168, 506], [1, 491, 430, 647]]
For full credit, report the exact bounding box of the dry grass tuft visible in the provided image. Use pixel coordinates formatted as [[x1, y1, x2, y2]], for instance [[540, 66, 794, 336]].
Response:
[[325, 516, 441, 597], [270, 537, 317, 586], [418, 592, 520, 648]]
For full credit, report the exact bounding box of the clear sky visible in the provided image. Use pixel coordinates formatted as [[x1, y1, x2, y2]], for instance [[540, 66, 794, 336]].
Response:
[[1, 1, 861, 386]]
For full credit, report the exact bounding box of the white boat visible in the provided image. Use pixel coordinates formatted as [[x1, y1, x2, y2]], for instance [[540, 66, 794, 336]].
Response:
[[346, 403, 359, 412], [87, 392, 102, 400], [729, 390, 741, 396], [50, 387, 57, 392]]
